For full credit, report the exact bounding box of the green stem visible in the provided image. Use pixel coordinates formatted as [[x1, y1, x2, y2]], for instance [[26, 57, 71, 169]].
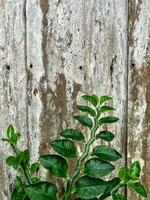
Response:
[[62, 114, 99, 200], [11, 143, 32, 184]]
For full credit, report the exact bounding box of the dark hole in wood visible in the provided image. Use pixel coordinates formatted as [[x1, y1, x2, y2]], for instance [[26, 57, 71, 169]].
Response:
[[6, 65, 10, 70], [30, 64, 33, 68], [132, 63, 135, 67], [79, 66, 82, 70]]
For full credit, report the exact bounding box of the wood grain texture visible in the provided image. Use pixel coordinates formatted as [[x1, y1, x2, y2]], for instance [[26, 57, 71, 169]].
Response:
[[0, 0, 28, 199], [128, 0, 150, 199], [0, 0, 149, 199]]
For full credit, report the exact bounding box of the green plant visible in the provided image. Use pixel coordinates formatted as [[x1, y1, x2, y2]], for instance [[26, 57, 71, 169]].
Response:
[[2, 94, 147, 200]]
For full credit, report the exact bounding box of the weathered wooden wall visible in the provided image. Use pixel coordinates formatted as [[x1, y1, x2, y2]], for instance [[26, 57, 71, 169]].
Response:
[[0, 0, 149, 199]]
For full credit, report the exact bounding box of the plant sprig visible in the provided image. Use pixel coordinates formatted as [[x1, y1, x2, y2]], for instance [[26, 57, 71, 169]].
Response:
[[2, 94, 148, 200]]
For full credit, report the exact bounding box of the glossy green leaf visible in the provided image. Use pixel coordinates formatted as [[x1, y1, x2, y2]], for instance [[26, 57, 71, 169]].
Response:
[[31, 177, 41, 183], [96, 131, 115, 142], [7, 125, 20, 145], [92, 145, 122, 162], [99, 106, 115, 113], [60, 129, 85, 141], [7, 124, 15, 139], [77, 105, 96, 117], [25, 182, 58, 200], [50, 139, 77, 158], [73, 115, 93, 129], [99, 96, 112, 104], [75, 175, 107, 199], [129, 161, 141, 180], [112, 193, 127, 200], [30, 163, 40, 174], [81, 94, 99, 107], [40, 155, 68, 178], [84, 158, 115, 178], [128, 182, 147, 197], [99, 177, 120, 200], [119, 167, 130, 183], [99, 116, 119, 124], [6, 152, 24, 170]]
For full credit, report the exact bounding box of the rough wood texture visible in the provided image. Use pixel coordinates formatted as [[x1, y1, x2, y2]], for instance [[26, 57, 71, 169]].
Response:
[[0, 1, 28, 199], [128, 0, 150, 199], [0, 0, 149, 199]]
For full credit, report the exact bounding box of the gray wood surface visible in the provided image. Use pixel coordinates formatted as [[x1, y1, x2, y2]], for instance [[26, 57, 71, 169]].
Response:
[[0, 0, 149, 199]]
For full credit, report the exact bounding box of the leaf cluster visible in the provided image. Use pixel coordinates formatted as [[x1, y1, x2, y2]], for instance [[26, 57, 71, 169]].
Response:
[[2, 94, 147, 200]]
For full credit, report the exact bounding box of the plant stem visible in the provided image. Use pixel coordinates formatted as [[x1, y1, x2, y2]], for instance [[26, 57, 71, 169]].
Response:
[[62, 114, 99, 200], [11, 143, 32, 184]]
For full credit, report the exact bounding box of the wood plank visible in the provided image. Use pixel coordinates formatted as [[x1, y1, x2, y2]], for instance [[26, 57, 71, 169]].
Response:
[[26, 0, 128, 198], [128, 0, 150, 199], [0, 1, 27, 199]]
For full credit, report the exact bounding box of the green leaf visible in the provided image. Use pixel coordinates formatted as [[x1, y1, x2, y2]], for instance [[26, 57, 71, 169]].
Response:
[[40, 155, 68, 178], [73, 115, 93, 129], [99, 177, 120, 200], [25, 182, 58, 200], [128, 182, 147, 197], [119, 167, 130, 183], [99, 96, 112, 104], [14, 176, 23, 189], [7, 124, 15, 139], [7, 125, 20, 145], [96, 131, 115, 142], [82, 94, 99, 107], [99, 106, 115, 113], [84, 158, 115, 178], [129, 161, 141, 180], [22, 150, 30, 165], [60, 129, 85, 141], [75, 175, 107, 199], [31, 177, 41, 183], [50, 139, 77, 158], [112, 193, 127, 200], [6, 152, 24, 170], [99, 116, 119, 124], [77, 105, 96, 117], [30, 163, 40, 174], [11, 188, 26, 200], [92, 145, 122, 162]]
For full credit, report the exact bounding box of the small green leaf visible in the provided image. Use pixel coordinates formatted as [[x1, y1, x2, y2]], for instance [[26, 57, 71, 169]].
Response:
[[119, 167, 130, 183], [99, 116, 119, 124], [22, 150, 30, 165], [129, 161, 141, 180], [31, 177, 41, 183], [96, 131, 115, 142], [99, 106, 115, 113], [128, 182, 147, 197], [30, 163, 40, 174], [40, 155, 68, 178], [6, 152, 24, 170], [73, 115, 93, 129], [7, 124, 15, 139], [14, 176, 23, 189], [99, 177, 120, 200], [75, 175, 107, 199], [50, 139, 77, 158], [77, 105, 96, 117], [92, 145, 122, 162], [84, 158, 115, 178], [82, 94, 99, 107], [112, 193, 127, 200], [60, 129, 85, 141], [99, 96, 112, 104], [25, 182, 58, 200]]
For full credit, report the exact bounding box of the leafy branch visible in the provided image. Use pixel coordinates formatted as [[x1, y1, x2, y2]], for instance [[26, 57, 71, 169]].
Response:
[[2, 94, 148, 200]]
